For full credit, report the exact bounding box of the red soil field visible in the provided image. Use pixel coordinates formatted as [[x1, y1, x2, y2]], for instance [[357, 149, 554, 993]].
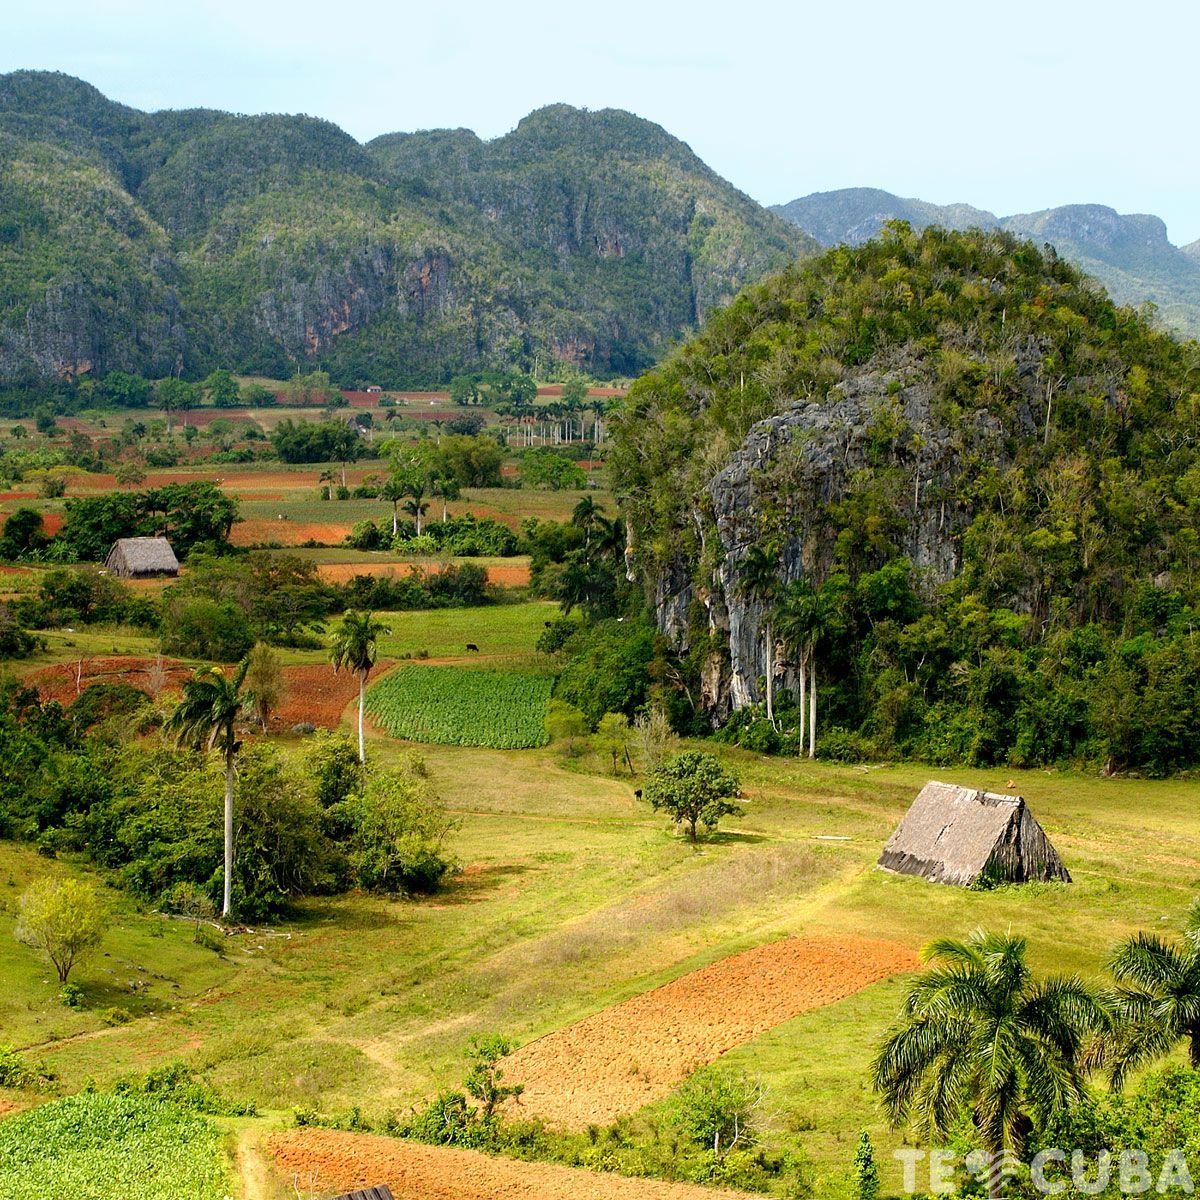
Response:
[[26, 655, 382, 732], [504, 936, 920, 1128], [40, 513, 63, 536], [312, 561, 530, 586], [27, 656, 193, 705], [230, 519, 357, 547], [268, 1130, 748, 1200], [0, 491, 35, 501], [274, 662, 394, 729]]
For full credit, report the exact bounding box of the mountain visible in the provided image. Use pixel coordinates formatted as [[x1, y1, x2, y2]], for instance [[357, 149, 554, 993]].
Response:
[[0, 72, 813, 386], [611, 225, 1200, 771], [772, 188, 1200, 339]]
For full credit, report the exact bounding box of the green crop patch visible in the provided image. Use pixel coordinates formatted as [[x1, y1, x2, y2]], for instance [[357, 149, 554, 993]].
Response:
[[366, 665, 552, 748], [0, 1092, 231, 1200]]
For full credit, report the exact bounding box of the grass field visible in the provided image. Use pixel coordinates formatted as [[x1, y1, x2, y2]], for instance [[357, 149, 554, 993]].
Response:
[[3, 733, 1198, 1197]]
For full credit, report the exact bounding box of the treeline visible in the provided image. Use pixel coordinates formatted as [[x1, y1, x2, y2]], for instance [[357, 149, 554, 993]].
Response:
[[3, 554, 494, 662], [0, 687, 455, 919]]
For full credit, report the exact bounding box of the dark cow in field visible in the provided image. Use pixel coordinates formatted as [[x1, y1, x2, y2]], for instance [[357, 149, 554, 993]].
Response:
[[465, 643, 480, 652]]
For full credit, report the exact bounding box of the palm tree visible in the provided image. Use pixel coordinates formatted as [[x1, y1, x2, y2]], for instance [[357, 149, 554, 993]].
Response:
[[1103, 900, 1200, 1088], [403, 496, 430, 537], [431, 473, 461, 523], [738, 543, 782, 728], [330, 610, 390, 762], [380, 477, 405, 537], [872, 929, 1106, 1200], [572, 496, 603, 546], [166, 661, 254, 918]]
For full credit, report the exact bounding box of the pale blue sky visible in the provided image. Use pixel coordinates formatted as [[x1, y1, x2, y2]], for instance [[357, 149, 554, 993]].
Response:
[[7, 0, 1198, 242]]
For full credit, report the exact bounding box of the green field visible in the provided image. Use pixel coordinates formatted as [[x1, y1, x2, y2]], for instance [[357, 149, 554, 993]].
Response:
[[0, 1092, 231, 1200], [366, 665, 553, 747]]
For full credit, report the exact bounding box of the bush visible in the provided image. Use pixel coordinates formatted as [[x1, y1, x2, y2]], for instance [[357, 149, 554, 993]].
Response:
[[330, 758, 456, 893], [160, 596, 255, 662], [0, 1044, 55, 1091]]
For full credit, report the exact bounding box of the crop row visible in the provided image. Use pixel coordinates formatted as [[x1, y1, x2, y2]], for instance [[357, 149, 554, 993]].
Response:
[[366, 665, 551, 748]]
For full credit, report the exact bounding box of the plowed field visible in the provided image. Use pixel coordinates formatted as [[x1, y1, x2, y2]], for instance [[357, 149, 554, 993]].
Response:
[[268, 1129, 750, 1200], [505, 935, 919, 1127]]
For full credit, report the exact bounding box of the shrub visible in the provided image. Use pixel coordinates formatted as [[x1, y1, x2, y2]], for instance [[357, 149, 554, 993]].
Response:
[[160, 596, 255, 662]]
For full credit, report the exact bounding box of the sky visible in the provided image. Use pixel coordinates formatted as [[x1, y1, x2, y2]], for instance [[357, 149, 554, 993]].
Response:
[[6, 0, 1199, 243]]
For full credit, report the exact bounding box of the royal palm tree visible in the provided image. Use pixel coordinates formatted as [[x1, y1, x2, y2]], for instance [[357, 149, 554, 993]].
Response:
[[166, 660, 254, 918], [571, 496, 603, 545], [380, 476, 406, 537], [872, 930, 1106, 1200], [331, 610, 390, 762], [1103, 900, 1200, 1087], [738, 543, 782, 728]]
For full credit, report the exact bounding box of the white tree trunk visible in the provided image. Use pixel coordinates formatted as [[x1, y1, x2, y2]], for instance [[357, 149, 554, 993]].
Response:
[[808, 649, 817, 759], [223, 755, 234, 917], [358, 672, 367, 763], [797, 647, 808, 748], [764, 624, 775, 728]]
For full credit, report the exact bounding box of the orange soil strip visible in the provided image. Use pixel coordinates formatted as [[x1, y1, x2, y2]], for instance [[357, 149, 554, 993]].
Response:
[[41, 513, 64, 536], [26, 656, 387, 732], [230, 520, 356, 546], [313, 561, 530, 586], [0, 491, 35, 501], [506, 936, 919, 1128], [275, 662, 393, 730], [268, 1129, 749, 1200], [27, 656, 194, 705]]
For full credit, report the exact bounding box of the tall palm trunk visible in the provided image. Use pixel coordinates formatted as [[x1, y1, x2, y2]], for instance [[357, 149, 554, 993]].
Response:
[[797, 646, 808, 748], [808, 647, 817, 759], [763, 623, 775, 729], [222, 750, 234, 917], [358, 670, 367, 763], [392, 503, 398, 537]]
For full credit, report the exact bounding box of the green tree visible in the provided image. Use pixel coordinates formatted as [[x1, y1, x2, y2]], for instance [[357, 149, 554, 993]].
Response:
[[203, 368, 241, 408], [642, 751, 741, 842], [335, 759, 455, 893], [1104, 900, 1200, 1086], [594, 711, 633, 773], [15, 877, 107, 985], [463, 1034, 524, 1119], [244, 642, 284, 731], [330, 610, 390, 762], [852, 1131, 879, 1200], [872, 929, 1106, 1200], [165, 661, 255, 917]]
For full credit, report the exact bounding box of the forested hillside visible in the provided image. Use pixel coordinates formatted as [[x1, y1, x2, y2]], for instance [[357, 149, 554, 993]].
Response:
[[775, 187, 1200, 337], [612, 225, 1200, 773], [0, 72, 811, 386]]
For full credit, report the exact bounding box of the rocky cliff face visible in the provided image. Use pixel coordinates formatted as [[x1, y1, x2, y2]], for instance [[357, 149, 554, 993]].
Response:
[[648, 350, 1022, 720]]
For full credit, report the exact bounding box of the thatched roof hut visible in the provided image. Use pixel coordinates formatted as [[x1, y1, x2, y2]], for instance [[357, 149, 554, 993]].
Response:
[[104, 537, 180, 578], [329, 1188, 394, 1200], [878, 781, 1070, 887]]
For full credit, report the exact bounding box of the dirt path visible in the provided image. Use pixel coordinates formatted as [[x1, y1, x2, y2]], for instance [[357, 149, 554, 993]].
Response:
[[268, 1129, 751, 1200], [505, 935, 919, 1127]]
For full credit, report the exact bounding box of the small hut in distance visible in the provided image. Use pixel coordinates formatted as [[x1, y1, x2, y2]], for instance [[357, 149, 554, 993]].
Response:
[[104, 537, 180, 579], [878, 781, 1070, 887]]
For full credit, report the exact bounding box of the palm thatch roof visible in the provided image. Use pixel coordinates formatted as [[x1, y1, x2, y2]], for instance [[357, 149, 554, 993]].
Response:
[[104, 537, 179, 578], [330, 1189, 394, 1200], [878, 781, 1070, 887]]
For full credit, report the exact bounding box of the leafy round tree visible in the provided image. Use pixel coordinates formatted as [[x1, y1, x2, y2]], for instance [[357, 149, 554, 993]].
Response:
[[16, 877, 108, 985], [166, 660, 254, 917], [872, 929, 1106, 1200], [1104, 899, 1200, 1086], [330, 610, 390, 762], [642, 750, 741, 842]]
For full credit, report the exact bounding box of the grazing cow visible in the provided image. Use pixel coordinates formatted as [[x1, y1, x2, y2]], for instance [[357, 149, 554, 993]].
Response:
[[634, 789, 642, 799], [465, 643, 480, 652]]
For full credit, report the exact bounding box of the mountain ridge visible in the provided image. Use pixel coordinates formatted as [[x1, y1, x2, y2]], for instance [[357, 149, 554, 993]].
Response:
[[773, 187, 1200, 337], [0, 70, 813, 385]]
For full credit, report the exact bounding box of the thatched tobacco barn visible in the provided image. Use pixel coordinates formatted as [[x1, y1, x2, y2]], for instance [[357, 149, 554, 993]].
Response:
[[330, 1188, 394, 1200], [104, 537, 180, 579], [878, 781, 1069, 887]]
